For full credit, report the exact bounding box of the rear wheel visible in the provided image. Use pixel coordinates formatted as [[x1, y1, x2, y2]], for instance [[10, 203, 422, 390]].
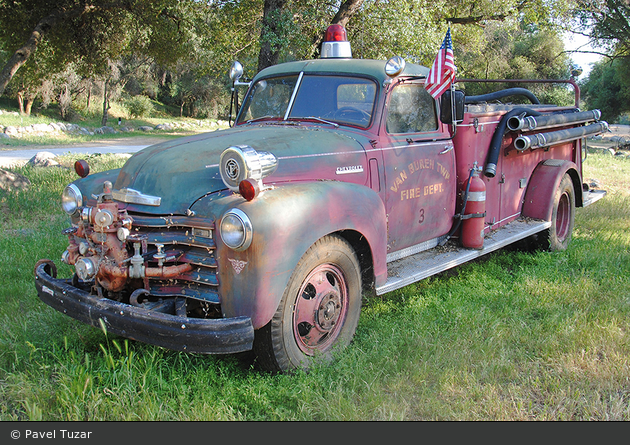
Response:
[[253, 235, 362, 373], [539, 174, 575, 251]]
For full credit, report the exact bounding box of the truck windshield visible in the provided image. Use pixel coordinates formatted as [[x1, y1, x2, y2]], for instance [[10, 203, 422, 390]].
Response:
[[236, 74, 377, 128]]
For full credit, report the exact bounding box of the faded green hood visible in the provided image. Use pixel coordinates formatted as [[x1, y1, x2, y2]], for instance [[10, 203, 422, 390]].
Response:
[[113, 124, 371, 215]]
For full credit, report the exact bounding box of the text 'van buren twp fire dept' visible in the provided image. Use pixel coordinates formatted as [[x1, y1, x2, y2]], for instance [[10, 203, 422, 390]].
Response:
[[35, 25, 607, 372]]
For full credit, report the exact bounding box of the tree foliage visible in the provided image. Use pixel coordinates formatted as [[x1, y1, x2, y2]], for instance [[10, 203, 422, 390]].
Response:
[[581, 57, 630, 122], [574, 0, 630, 58], [0, 0, 579, 121]]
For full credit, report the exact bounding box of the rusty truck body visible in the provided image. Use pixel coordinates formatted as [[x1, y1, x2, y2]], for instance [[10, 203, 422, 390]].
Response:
[[35, 26, 607, 372]]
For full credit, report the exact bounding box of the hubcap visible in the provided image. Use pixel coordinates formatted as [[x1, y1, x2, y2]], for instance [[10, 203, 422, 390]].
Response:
[[293, 264, 348, 355]]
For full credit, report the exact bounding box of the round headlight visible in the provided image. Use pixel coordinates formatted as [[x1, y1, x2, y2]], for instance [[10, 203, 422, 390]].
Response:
[[220, 209, 253, 251], [62, 184, 83, 215]]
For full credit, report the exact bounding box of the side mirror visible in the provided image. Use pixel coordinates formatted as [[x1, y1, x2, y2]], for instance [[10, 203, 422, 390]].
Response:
[[440, 89, 465, 124]]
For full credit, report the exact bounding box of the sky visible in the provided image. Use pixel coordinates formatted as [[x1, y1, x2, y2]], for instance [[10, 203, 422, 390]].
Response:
[[563, 31, 604, 79]]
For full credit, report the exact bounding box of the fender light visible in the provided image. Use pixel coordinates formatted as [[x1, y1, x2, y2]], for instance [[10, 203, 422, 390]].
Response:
[[74, 159, 90, 178], [239, 178, 260, 202], [320, 24, 352, 59], [219, 145, 278, 200]]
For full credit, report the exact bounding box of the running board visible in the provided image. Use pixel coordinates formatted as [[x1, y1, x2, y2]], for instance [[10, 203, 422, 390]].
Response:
[[582, 189, 606, 207], [376, 219, 551, 295]]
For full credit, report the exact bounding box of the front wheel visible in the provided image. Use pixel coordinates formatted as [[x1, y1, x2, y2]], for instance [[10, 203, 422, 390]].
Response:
[[253, 235, 362, 373]]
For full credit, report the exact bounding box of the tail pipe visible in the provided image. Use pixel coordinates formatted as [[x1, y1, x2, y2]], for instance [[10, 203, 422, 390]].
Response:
[[507, 109, 602, 132], [514, 121, 609, 151]]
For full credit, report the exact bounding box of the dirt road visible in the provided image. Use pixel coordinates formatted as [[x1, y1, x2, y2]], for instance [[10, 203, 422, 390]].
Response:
[[0, 137, 169, 168]]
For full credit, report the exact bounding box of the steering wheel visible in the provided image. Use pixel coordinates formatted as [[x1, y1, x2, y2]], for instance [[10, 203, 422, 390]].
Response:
[[333, 106, 371, 123]]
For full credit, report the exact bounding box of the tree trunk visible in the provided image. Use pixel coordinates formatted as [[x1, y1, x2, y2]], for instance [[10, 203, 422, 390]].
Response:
[[311, 0, 364, 58], [331, 0, 364, 27], [102, 80, 110, 126], [17, 91, 25, 115], [257, 0, 287, 72], [0, 4, 97, 98], [25, 98, 34, 116]]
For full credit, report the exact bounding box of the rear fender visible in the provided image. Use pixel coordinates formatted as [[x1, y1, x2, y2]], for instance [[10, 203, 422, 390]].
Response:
[[522, 160, 582, 221], [192, 181, 387, 329]]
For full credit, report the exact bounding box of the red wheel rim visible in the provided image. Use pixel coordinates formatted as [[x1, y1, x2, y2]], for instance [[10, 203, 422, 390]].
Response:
[[293, 264, 349, 355], [556, 192, 570, 241]]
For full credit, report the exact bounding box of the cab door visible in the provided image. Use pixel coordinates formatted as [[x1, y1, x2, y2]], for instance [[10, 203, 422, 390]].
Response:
[[380, 82, 457, 255]]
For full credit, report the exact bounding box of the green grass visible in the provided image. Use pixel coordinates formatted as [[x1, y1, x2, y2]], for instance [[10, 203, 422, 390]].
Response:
[[0, 153, 629, 421]]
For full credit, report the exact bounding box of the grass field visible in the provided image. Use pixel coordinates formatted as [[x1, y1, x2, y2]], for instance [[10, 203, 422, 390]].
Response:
[[0, 151, 628, 421]]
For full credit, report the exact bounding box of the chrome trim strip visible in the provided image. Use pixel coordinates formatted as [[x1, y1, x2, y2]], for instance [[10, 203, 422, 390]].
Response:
[[284, 71, 304, 121]]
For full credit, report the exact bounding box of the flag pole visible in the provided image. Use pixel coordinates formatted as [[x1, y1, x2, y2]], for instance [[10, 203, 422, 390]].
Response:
[[448, 23, 458, 137]]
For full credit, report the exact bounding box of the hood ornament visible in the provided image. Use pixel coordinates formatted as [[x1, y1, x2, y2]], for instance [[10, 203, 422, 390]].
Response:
[[112, 188, 162, 206]]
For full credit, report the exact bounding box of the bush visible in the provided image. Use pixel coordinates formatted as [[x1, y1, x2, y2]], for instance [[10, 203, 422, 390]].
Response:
[[125, 95, 154, 118]]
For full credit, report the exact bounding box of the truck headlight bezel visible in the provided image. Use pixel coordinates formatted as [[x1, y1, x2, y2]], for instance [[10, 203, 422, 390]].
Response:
[[62, 184, 83, 216], [220, 208, 253, 251]]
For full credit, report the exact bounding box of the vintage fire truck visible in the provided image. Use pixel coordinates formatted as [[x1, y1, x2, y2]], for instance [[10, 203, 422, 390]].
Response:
[[35, 25, 607, 372]]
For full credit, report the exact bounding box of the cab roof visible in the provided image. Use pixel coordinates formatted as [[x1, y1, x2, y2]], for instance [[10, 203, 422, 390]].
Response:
[[254, 58, 430, 84]]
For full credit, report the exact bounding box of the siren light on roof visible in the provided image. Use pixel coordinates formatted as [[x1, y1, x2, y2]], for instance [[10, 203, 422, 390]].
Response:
[[320, 24, 352, 59]]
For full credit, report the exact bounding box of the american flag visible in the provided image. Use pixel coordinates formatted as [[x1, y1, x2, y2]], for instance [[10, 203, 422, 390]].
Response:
[[425, 28, 456, 99]]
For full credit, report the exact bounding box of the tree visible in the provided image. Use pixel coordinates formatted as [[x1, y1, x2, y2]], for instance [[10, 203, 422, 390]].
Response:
[[0, 1, 201, 98], [581, 58, 630, 121], [256, 0, 365, 71], [574, 0, 630, 59]]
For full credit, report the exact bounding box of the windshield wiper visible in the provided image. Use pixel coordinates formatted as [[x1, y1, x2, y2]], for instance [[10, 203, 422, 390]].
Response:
[[291, 117, 339, 128], [245, 115, 278, 124]]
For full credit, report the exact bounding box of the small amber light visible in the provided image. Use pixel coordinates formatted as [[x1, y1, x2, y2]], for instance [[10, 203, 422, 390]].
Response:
[[239, 179, 259, 201], [74, 160, 90, 178]]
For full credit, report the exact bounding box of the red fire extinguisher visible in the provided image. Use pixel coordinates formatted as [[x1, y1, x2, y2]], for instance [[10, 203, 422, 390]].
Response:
[[461, 164, 486, 249]]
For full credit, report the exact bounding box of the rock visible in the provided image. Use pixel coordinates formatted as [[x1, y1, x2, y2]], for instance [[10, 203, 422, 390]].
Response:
[[94, 126, 117, 135], [138, 126, 154, 132], [587, 178, 601, 189], [0, 133, 9, 139], [4, 126, 18, 136], [155, 123, 173, 131], [31, 123, 54, 133], [28, 152, 59, 167], [0, 169, 31, 191]]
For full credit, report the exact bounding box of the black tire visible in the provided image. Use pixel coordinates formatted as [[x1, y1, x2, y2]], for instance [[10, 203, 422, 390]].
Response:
[[253, 235, 362, 373], [535, 173, 575, 251]]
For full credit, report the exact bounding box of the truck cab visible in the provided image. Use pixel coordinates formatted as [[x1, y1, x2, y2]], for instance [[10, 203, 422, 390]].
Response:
[[35, 25, 607, 372]]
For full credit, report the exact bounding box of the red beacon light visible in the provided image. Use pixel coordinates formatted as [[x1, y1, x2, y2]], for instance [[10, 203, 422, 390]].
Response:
[[320, 24, 352, 59]]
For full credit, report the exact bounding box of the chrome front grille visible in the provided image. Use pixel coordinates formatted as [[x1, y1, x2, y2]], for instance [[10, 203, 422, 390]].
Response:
[[129, 214, 219, 305]]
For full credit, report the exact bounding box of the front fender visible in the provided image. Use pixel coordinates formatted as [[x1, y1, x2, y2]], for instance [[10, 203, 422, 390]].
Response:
[[74, 169, 122, 204], [192, 181, 387, 329], [522, 160, 581, 221]]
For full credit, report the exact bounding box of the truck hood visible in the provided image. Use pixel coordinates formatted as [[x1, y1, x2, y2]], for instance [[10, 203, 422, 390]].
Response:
[[113, 124, 371, 215]]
